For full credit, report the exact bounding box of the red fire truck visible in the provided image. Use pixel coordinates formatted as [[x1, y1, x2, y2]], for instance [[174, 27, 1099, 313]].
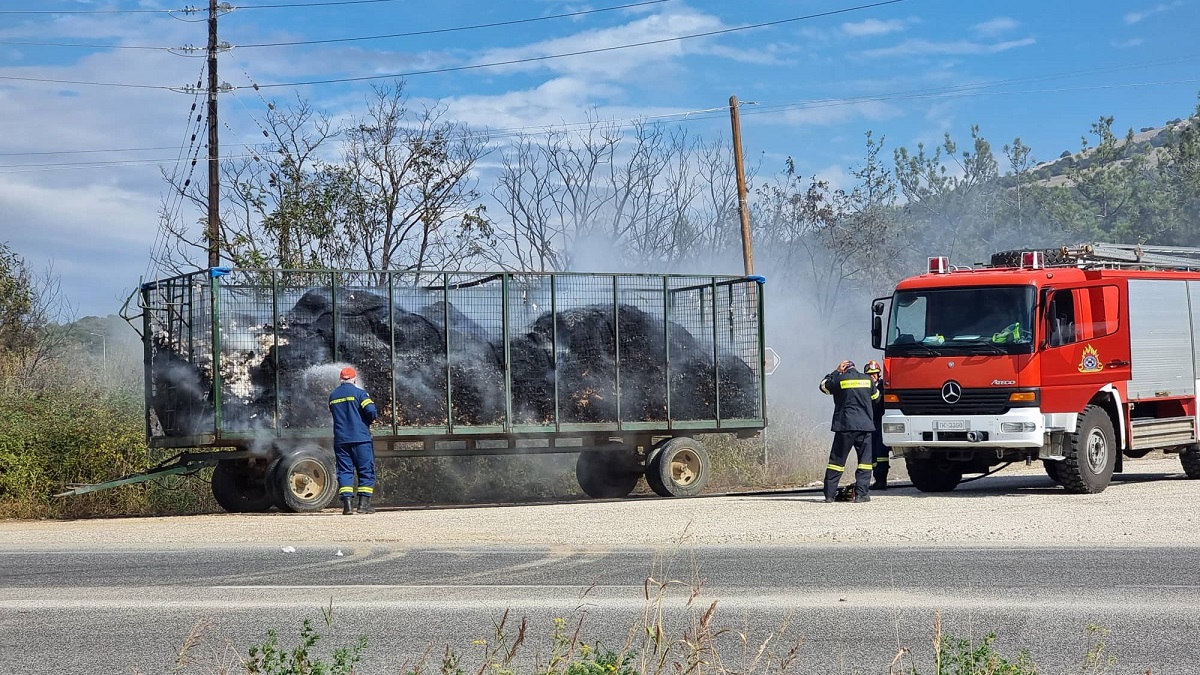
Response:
[[872, 243, 1200, 494]]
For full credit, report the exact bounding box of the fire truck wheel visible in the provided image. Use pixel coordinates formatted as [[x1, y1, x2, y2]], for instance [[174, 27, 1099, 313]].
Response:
[[211, 459, 276, 513], [1061, 405, 1116, 494], [1180, 445, 1200, 479], [271, 447, 338, 512], [905, 456, 963, 492], [1042, 459, 1064, 485], [645, 437, 711, 497], [575, 450, 640, 499]]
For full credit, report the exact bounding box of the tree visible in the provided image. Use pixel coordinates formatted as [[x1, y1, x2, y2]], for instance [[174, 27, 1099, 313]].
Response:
[[894, 126, 1000, 264], [340, 83, 494, 274], [493, 118, 740, 271], [154, 83, 494, 276], [0, 243, 72, 386]]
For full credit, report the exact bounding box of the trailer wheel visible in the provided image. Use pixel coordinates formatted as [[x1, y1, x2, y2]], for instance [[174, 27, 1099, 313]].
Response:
[[211, 459, 275, 513], [645, 437, 711, 497], [1060, 404, 1116, 494], [905, 456, 962, 492], [1180, 445, 1200, 479], [271, 447, 338, 512], [575, 451, 640, 499]]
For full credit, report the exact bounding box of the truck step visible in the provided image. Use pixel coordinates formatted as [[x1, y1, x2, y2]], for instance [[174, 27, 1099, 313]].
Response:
[[1130, 416, 1197, 451]]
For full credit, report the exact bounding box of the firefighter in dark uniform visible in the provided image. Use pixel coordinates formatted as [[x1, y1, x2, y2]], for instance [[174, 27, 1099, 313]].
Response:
[[819, 359, 878, 503], [329, 366, 379, 515], [864, 359, 889, 490]]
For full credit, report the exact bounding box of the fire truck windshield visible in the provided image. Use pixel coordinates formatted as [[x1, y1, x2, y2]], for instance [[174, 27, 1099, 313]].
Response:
[[886, 285, 1036, 356]]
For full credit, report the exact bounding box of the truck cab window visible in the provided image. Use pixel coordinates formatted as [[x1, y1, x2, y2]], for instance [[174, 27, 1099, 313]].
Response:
[[1047, 290, 1077, 347]]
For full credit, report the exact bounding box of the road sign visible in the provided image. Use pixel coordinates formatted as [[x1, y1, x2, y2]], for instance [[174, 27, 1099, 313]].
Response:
[[763, 346, 780, 376]]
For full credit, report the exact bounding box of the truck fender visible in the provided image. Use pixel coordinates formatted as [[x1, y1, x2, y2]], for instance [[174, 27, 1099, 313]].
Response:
[[1094, 384, 1126, 451]]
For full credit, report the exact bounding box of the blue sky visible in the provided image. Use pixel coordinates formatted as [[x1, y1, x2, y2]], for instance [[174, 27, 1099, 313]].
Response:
[[1, 0, 1199, 317]]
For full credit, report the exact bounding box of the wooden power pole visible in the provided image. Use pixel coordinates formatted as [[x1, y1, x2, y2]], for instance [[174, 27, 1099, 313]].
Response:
[[729, 95, 754, 276], [206, 0, 221, 268]]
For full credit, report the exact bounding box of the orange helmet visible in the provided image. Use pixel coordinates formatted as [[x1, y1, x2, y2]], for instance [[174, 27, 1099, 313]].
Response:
[[864, 360, 882, 375]]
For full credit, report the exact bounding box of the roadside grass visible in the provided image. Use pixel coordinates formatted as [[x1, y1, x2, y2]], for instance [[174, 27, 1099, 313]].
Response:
[[160, 551, 1130, 675]]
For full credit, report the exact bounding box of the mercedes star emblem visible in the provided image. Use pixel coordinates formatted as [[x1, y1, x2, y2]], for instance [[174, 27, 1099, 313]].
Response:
[[941, 380, 963, 404]]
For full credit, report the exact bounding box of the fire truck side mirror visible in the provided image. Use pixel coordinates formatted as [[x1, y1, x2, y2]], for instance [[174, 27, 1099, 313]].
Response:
[[871, 315, 883, 350], [1038, 287, 1056, 349]]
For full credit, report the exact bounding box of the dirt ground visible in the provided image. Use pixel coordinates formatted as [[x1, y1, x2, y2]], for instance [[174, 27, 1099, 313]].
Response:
[[4, 456, 1198, 549]]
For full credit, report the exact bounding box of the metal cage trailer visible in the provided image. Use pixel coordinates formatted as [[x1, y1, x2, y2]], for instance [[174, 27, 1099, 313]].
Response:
[[78, 268, 767, 512], [872, 243, 1200, 494]]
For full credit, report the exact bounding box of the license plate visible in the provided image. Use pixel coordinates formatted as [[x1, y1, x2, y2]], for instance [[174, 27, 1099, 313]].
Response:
[[935, 420, 968, 431]]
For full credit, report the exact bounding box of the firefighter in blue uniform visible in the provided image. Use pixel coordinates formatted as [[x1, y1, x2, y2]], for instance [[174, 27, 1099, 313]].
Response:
[[329, 366, 379, 515], [819, 360, 878, 503], [864, 359, 889, 490]]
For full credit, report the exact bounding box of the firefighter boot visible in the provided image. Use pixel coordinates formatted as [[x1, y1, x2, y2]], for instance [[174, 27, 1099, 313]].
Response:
[[341, 496, 353, 516], [356, 494, 375, 514]]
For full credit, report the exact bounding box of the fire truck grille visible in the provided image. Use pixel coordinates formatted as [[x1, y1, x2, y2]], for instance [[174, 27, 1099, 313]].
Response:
[[892, 389, 1014, 416]]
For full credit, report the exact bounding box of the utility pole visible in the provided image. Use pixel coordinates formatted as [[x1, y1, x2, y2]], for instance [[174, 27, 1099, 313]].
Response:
[[729, 95, 754, 276], [206, 0, 221, 268]]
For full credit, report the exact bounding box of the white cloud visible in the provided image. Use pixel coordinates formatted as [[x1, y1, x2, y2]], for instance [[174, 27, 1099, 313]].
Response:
[[859, 38, 1035, 59], [1112, 38, 1146, 49], [841, 19, 909, 37], [971, 17, 1019, 37], [1124, 1, 1184, 24]]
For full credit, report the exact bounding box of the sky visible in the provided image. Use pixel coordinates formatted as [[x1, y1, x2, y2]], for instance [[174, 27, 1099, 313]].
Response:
[[1, 0, 1199, 319]]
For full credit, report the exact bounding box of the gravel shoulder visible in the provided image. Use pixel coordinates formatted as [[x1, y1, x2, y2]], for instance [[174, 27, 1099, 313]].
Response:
[[3, 457, 1198, 549]]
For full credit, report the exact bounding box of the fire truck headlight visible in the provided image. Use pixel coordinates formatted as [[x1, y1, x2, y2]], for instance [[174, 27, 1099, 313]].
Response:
[[882, 423, 906, 434], [1000, 422, 1037, 433]]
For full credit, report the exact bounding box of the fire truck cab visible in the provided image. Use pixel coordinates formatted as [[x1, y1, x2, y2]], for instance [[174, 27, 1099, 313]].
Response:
[[873, 243, 1200, 494]]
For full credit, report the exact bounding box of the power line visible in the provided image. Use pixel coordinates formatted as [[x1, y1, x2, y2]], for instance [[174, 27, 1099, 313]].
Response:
[[0, 0, 669, 51], [254, 0, 910, 88], [0, 1, 909, 90], [237, 0, 670, 48], [0, 5, 183, 14]]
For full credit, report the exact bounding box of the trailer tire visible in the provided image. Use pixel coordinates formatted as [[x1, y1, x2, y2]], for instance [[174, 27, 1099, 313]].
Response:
[[211, 459, 275, 513], [575, 451, 640, 499], [905, 456, 962, 492], [1180, 445, 1200, 479], [1060, 404, 1116, 494], [645, 437, 710, 497], [271, 447, 338, 512]]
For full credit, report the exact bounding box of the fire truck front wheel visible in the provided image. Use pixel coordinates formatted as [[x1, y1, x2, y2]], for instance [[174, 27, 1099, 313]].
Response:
[[1060, 405, 1116, 494], [905, 456, 963, 492], [1179, 445, 1200, 479]]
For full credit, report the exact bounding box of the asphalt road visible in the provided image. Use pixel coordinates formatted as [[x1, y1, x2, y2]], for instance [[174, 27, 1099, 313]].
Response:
[[2, 543, 1198, 674]]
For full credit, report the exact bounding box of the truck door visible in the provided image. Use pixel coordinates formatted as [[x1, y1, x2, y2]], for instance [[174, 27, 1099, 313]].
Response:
[[1039, 285, 1129, 415]]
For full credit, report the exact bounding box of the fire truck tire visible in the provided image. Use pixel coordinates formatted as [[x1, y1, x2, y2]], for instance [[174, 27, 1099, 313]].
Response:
[[575, 451, 640, 499], [271, 447, 338, 512], [989, 248, 1072, 267], [211, 459, 276, 513], [1180, 446, 1200, 479], [905, 456, 963, 492], [1042, 459, 1064, 484], [645, 437, 711, 497], [1060, 405, 1116, 494]]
